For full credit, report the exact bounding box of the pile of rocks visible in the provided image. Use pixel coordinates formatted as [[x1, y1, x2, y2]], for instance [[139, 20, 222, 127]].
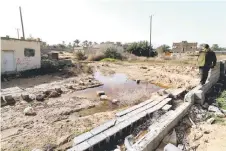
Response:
[[96, 90, 119, 105]]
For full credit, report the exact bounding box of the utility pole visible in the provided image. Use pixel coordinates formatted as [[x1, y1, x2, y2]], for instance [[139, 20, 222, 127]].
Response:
[[149, 15, 153, 57], [19, 6, 25, 39], [16, 28, 20, 39]]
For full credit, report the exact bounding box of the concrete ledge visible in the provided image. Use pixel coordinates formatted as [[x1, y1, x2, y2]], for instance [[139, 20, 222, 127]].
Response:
[[133, 102, 192, 151]]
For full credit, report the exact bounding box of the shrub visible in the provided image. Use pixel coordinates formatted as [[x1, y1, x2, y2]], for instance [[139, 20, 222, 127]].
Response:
[[75, 50, 87, 60], [125, 41, 157, 57], [104, 47, 122, 59], [87, 54, 105, 61]]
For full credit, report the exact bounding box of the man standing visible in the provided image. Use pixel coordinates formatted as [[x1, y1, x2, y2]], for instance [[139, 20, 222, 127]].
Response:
[[198, 44, 217, 85]]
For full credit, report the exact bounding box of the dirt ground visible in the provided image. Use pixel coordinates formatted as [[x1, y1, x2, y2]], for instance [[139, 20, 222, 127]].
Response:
[[187, 122, 226, 151], [1, 54, 226, 151]]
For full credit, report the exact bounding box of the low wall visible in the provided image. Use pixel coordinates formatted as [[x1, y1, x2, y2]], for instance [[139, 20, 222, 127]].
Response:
[[185, 59, 226, 104], [133, 60, 226, 151]]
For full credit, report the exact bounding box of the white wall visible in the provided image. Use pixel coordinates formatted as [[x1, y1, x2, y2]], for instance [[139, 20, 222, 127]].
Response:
[[1, 39, 41, 73]]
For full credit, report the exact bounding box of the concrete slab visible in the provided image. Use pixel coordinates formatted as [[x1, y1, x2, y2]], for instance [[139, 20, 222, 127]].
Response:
[[103, 126, 120, 138], [115, 99, 154, 117], [133, 102, 192, 151], [169, 88, 186, 99], [87, 133, 107, 147], [68, 141, 90, 151], [162, 104, 172, 111], [73, 131, 93, 146], [90, 119, 116, 135]]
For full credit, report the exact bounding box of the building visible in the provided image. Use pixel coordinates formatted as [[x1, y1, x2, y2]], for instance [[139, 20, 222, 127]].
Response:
[[1, 37, 41, 74], [172, 41, 197, 53]]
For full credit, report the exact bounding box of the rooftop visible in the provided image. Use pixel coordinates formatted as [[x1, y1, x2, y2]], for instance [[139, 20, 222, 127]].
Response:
[[1, 37, 41, 42]]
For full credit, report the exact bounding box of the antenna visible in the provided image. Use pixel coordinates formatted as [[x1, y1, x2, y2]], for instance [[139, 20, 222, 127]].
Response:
[[19, 6, 25, 39]]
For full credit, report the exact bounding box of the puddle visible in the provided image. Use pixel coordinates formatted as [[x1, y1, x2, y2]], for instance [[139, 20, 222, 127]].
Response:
[[74, 72, 161, 99]]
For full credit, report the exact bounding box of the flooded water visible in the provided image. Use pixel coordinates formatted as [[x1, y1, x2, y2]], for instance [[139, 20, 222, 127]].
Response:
[[74, 72, 160, 99]]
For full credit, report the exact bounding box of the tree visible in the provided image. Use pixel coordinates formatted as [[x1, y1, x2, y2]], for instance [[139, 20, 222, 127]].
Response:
[[93, 42, 98, 45], [88, 41, 92, 47], [211, 44, 220, 51], [74, 39, 80, 47], [156, 44, 171, 54], [82, 40, 88, 47], [126, 41, 155, 57], [116, 42, 122, 46]]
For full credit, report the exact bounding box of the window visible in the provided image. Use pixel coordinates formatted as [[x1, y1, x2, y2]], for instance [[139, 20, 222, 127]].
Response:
[[24, 48, 35, 57]]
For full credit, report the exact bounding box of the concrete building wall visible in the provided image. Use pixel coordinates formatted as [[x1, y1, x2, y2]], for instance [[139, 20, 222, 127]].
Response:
[[1, 38, 41, 73], [172, 41, 197, 53]]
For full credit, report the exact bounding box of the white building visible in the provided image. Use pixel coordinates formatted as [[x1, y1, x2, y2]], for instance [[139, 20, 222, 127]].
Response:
[[1, 37, 41, 74]]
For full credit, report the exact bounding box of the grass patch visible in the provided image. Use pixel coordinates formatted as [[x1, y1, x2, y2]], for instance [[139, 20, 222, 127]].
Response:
[[216, 90, 226, 110], [101, 58, 118, 62]]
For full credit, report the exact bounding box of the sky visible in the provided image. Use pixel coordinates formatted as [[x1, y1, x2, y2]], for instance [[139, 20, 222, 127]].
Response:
[[0, 0, 226, 47]]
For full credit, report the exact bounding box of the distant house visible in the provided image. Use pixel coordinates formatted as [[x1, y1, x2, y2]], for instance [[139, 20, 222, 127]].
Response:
[[1, 37, 41, 74], [172, 41, 198, 53]]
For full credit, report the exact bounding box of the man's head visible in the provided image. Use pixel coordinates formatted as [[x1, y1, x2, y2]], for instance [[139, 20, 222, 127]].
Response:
[[204, 44, 209, 49]]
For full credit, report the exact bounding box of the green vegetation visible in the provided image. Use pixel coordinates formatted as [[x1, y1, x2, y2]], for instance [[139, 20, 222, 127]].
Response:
[[104, 47, 122, 59], [75, 50, 87, 60], [125, 41, 157, 57], [216, 90, 226, 110]]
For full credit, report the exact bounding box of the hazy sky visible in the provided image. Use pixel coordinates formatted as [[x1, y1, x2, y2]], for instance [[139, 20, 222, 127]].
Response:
[[1, 0, 226, 47]]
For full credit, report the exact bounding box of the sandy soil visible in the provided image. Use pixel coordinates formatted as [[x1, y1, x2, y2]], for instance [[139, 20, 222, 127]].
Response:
[[187, 123, 226, 151]]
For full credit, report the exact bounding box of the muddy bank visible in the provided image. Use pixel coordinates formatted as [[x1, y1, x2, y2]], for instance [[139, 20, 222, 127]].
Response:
[[89, 62, 200, 89]]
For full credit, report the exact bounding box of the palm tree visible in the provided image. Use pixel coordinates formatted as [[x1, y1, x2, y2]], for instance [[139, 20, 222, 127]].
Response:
[[74, 39, 80, 47], [83, 40, 88, 47]]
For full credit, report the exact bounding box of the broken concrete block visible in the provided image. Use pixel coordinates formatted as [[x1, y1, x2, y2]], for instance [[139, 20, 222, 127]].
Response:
[[215, 111, 225, 118], [1, 97, 7, 107], [206, 118, 215, 124], [100, 95, 109, 100], [158, 89, 167, 96], [170, 88, 186, 99], [184, 91, 194, 103], [111, 99, 119, 104], [163, 129, 177, 146], [29, 94, 36, 100], [36, 94, 45, 101], [202, 102, 209, 109], [162, 104, 172, 111], [43, 89, 52, 96], [48, 90, 60, 98], [164, 143, 182, 151], [136, 80, 141, 84], [79, 81, 85, 85], [194, 90, 205, 105], [24, 107, 36, 116], [208, 105, 220, 112], [96, 91, 105, 96], [55, 88, 63, 94], [4, 95, 15, 105], [21, 93, 30, 101]]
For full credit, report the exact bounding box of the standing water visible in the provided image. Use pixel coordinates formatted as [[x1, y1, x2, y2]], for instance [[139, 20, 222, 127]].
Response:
[[75, 72, 160, 100]]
